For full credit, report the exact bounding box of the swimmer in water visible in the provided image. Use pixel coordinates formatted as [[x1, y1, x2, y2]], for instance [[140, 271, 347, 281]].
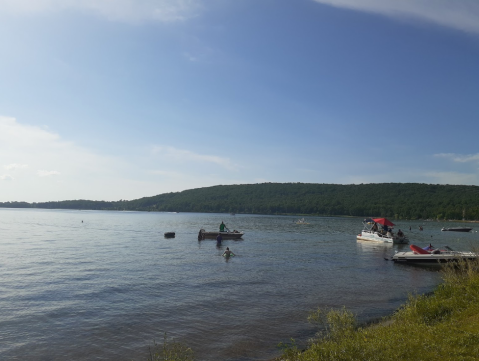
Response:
[[222, 247, 235, 257]]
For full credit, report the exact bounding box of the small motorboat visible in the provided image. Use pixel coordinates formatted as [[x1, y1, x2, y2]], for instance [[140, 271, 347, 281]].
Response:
[[198, 229, 244, 240], [164, 232, 176, 238], [392, 244, 478, 263], [357, 217, 408, 244], [441, 227, 472, 232]]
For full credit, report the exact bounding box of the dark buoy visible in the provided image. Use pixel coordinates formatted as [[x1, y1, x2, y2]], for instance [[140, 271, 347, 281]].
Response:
[[164, 232, 175, 238]]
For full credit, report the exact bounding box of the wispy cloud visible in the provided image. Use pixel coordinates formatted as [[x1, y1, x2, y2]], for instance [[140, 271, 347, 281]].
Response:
[[0, 116, 244, 202], [435, 153, 479, 163], [0, 116, 128, 200], [0, 0, 200, 23], [312, 0, 479, 34], [151, 145, 237, 171], [37, 170, 61, 177], [4, 163, 28, 170], [0, 116, 61, 146]]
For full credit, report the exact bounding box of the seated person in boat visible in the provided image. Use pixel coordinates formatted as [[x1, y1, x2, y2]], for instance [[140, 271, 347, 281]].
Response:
[[371, 223, 378, 232], [397, 229, 404, 237], [423, 244, 439, 253]]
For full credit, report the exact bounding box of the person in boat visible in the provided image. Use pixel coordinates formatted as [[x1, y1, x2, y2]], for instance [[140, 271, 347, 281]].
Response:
[[371, 223, 378, 232], [216, 233, 222, 246], [381, 224, 388, 235], [220, 221, 226, 232], [223, 247, 235, 257], [423, 243, 434, 252], [397, 229, 404, 237]]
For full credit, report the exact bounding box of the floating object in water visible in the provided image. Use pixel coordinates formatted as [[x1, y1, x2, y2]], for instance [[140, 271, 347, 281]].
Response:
[[164, 232, 175, 238], [441, 227, 472, 232], [392, 244, 478, 263], [295, 218, 309, 224], [357, 218, 408, 244], [198, 229, 244, 240]]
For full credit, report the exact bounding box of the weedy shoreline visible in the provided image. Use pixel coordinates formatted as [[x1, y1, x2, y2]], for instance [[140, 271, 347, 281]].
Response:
[[276, 258, 479, 360]]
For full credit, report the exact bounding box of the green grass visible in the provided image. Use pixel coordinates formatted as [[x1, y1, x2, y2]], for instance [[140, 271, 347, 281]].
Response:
[[147, 260, 479, 361], [278, 258, 479, 361]]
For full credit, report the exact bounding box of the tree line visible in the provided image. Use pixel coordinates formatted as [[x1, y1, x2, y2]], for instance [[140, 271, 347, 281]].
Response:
[[2, 183, 479, 220]]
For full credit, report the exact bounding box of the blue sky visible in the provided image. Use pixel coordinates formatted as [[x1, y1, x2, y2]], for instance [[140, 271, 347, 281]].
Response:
[[1, 0, 479, 202]]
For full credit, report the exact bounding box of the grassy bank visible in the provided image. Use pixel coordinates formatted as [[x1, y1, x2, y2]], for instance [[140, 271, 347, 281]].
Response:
[[279, 259, 479, 361], [147, 259, 479, 361]]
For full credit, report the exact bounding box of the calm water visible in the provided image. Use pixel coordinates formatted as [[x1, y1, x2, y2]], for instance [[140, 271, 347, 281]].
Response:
[[1, 209, 478, 360]]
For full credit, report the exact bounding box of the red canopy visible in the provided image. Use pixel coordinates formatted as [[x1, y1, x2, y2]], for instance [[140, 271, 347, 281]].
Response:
[[372, 218, 395, 227]]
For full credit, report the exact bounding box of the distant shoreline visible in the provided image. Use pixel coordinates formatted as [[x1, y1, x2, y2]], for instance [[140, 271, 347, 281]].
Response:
[[1, 205, 479, 224]]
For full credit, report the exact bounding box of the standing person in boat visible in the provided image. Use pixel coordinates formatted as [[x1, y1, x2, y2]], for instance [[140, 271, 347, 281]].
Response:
[[382, 224, 388, 234], [223, 247, 235, 257], [219, 221, 226, 232]]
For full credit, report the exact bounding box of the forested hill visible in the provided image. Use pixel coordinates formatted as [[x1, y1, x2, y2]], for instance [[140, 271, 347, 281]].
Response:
[[2, 183, 479, 220]]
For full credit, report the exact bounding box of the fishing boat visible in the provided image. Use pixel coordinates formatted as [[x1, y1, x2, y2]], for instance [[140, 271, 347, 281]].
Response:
[[441, 227, 472, 232], [197, 229, 244, 240], [392, 244, 478, 263], [357, 218, 409, 244]]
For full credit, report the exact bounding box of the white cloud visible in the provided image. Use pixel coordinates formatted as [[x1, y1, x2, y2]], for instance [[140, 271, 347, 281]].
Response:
[[151, 145, 237, 171], [0, 116, 242, 202], [4, 163, 28, 170], [0, 0, 200, 23], [0, 116, 61, 146], [37, 170, 61, 177], [0, 116, 130, 201], [312, 0, 479, 34], [435, 153, 479, 163]]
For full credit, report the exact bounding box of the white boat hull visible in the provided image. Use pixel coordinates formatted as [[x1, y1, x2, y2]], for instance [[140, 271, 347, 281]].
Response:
[[393, 251, 478, 263], [357, 231, 408, 244]]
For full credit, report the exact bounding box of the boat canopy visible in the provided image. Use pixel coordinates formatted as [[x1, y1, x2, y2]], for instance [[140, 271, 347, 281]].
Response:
[[372, 218, 395, 227]]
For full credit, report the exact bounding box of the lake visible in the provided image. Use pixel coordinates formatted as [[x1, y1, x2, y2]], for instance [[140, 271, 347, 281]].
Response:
[[1, 209, 477, 360]]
